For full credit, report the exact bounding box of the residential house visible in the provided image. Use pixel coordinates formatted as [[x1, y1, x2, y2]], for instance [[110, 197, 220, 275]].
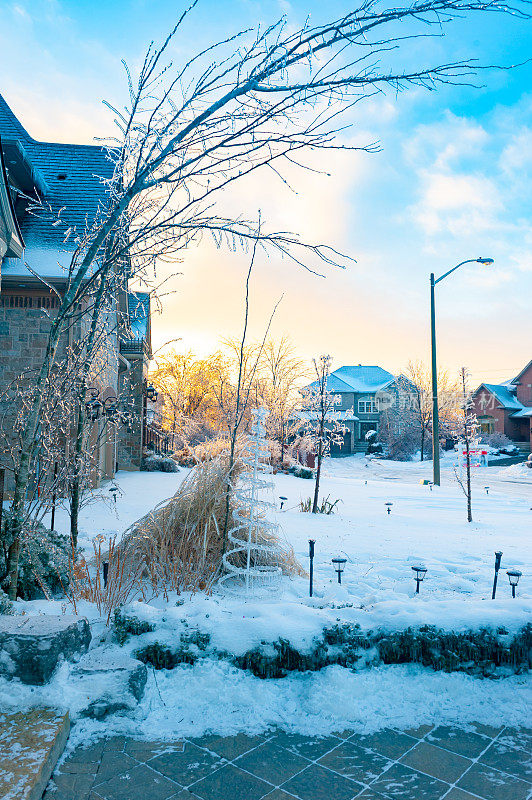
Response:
[[0, 92, 151, 485], [472, 361, 532, 452], [303, 365, 401, 455]]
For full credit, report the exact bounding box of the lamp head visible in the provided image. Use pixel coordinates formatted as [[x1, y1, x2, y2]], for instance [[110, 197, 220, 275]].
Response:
[[507, 569, 522, 587], [412, 565, 427, 580], [332, 557, 347, 573], [477, 257, 494, 265]]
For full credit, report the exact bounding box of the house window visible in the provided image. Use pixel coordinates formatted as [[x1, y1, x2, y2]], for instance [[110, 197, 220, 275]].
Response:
[[478, 416, 495, 434], [358, 398, 378, 414]]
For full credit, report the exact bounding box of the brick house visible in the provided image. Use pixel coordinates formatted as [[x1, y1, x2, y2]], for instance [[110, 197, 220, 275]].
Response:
[[0, 93, 151, 483], [472, 361, 532, 452], [302, 365, 402, 455]]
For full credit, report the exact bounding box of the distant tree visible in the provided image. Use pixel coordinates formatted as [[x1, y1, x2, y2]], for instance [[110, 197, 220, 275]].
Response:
[[150, 350, 229, 448], [406, 361, 460, 461], [301, 355, 346, 513]]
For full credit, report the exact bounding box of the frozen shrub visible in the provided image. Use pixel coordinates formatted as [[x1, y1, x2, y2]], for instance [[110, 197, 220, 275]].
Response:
[[480, 432, 518, 454], [0, 589, 13, 614], [288, 464, 314, 479], [141, 454, 180, 472], [113, 608, 155, 645], [0, 511, 70, 600]]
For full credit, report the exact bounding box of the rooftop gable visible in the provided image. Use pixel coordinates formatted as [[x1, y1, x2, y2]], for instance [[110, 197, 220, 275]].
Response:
[[510, 359, 532, 385], [333, 365, 395, 393], [0, 93, 114, 282], [475, 383, 523, 411]]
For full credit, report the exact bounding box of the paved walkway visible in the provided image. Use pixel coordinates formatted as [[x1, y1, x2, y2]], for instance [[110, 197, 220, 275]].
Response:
[[44, 723, 532, 800]]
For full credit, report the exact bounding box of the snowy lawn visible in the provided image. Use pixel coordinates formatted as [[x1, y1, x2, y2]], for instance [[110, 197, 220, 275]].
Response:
[[4, 454, 531, 746]]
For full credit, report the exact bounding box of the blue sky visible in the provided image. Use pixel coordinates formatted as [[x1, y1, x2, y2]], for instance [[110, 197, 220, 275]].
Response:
[[1, 0, 531, 383]]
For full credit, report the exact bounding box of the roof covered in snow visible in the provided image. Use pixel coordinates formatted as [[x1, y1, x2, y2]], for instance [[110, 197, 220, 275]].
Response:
[[0, 93, 114, 282], [306, 365, 396, 395], [510, 407, 532, 419], [479, 383, 523, 411]]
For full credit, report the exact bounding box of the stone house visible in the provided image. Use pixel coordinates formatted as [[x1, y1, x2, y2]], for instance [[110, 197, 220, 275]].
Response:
[[472, 361, 532, 452], [302, 365, 402, 455], [0, 92, 151, 485]]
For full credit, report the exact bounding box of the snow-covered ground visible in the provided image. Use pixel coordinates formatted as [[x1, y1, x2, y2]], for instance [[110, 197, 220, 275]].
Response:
[[4, 454, 531, 747]]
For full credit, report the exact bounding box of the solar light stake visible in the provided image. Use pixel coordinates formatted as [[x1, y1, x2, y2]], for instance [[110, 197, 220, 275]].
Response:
[[506, 570, 522, 598], [332, 557, 347, 584], [412, 565, 428, 593], [385, 502, 393, 515], [279, 496, 288, 511], [109, 487, 118, 505], [429, 482, 433, 492], [309, 539, 315, 597], [484, 486, 490, 495], [492, 551, 503, 599]]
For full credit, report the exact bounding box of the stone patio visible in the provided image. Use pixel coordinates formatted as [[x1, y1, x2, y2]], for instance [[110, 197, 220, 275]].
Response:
[[44, 723, 532, 800]]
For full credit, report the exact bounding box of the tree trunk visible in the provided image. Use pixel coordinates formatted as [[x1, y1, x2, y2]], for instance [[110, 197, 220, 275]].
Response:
[[69, 401, 86, 549], [312, 438, 323, 514], [465, 431, 472, 522], [420, 426, 425, 461]]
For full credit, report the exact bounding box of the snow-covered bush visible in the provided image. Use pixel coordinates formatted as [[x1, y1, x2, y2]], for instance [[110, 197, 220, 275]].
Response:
[[480, 432, 519, 455], [141, 453, 180, 472], [0, 512, 70, 599], [113, 608, 155, 645], [0, 589, 13, 614], [288, 464, 314, 479]]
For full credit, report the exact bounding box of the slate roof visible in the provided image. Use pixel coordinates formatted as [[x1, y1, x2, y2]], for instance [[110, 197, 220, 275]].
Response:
[[305, 365, 396, 396], [510, 407, 532, 419], [0, 93, 114, 281], [333, 365, 395, 393], [479, 383, 523, 411]]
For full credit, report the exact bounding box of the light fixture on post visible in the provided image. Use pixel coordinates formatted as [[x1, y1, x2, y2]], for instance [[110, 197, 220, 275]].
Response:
[[109, 487, 118, 505], [492, 550, 503, 599], [484, 486, 490, 495], [430, 257, 494, 486], [146, 384, 158, 402], [86, 396, 102, 422], [385, 502, 393, 515], [506, 570, 522, 598], [411, 565, 427, 593], [279, 496, 287, 511], [332, 557, 347, 584], [103, 396, 118, 419]]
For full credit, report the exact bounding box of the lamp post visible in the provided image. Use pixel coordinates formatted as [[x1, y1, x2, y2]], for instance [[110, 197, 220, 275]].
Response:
[[309, 539, 315, 597], [492, 550, 503, 599], [430, 257, 493, 486]]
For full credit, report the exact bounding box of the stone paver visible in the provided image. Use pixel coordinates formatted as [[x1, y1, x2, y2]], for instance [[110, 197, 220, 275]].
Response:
[[0, 708, 70, 800], [44, 723, 532, 800]]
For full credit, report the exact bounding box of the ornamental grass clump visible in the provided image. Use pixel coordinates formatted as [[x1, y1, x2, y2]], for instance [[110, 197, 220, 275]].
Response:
[[119, 454, 302, 598]]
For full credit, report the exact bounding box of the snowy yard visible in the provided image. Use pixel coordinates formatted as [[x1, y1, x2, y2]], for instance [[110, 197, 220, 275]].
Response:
[[4, 454, 531, 748], [53, 452, 532, 633]]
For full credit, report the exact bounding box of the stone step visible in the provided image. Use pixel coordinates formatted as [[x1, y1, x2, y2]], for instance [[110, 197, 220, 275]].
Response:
[[0, 708, 70, 800]]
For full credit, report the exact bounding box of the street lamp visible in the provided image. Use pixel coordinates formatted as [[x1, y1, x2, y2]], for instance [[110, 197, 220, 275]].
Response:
[[430, 257, 494, 486]]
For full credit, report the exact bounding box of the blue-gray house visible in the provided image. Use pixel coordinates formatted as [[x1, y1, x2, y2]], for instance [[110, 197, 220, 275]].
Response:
[[303, 365, 399, 454]]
